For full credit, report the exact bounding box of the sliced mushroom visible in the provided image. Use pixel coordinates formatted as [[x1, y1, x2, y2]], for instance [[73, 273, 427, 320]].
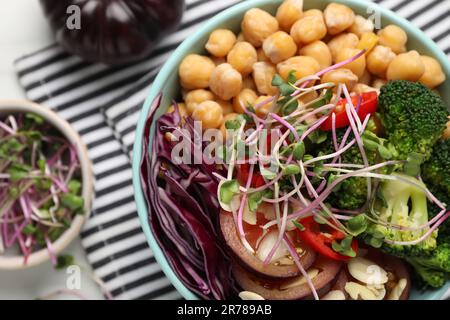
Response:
[[347, 257, 388, 286], [232, 256, 342, 300], [321, 290, 346, 300], [365, 249, 411, 300], [220, 210, 316, 279], [344, 282, 386, 300]]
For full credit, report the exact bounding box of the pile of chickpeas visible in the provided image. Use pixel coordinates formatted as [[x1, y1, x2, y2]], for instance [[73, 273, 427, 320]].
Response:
[[174, 0, 447, 138]]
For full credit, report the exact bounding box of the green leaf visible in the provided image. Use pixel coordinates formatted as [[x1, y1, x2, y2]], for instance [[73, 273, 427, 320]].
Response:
[[279, 83, 295, 96], [37, 158, 46, 173], [48, 227, 66, 242], [283, 164, 301, 176], [303, 154, 314, 162], [22, 224, 38, 236], [292, 220, 305, 231], [293, 142, 305, 161], [225, 119, 241, 130], [248, 189, 272, 212], [308, 130, 327, 144], [61, 194, 84, 212], [35, 178, 52, 191], [68, 180, 81, 195], [260, 168, 277, 180], [8, 163, 32, 182], [287, 70, 297, 85], [271, 74, 284, 87], [55, 255, 75, 270], [25, 113, 45, 125], [281, 99, 298, 116], [22, 130, 42, 141], [9, 187, 19, 199], [219, 179, 240, 205], [332, 235, 356, 258], [347, 215, 368, 236], [327, 173, 341, 192], [310, 89, 333, 109]]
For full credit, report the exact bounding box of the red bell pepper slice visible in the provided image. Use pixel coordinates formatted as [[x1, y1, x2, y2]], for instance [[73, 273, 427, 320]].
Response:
[[296, 216, 358, 261], [321, 91, 378, 131]]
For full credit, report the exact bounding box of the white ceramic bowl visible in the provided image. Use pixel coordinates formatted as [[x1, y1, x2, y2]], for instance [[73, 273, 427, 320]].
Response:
[[0, 100, 93, 269]]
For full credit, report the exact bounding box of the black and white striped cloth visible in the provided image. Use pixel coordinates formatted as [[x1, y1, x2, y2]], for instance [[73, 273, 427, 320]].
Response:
[[13, 0, 450, 300]]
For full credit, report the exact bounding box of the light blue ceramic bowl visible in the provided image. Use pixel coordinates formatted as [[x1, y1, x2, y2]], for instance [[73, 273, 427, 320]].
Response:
[[132, 0, 450, 300]]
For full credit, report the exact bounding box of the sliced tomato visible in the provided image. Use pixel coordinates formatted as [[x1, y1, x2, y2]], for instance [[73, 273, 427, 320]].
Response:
[[296, 217, 358, 261], [321, 91, 378, 131], [238, 164, 266, 188]]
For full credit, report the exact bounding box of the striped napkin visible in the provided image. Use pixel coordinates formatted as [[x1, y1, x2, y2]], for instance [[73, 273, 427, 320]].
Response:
[[13, 0, 450, 300]]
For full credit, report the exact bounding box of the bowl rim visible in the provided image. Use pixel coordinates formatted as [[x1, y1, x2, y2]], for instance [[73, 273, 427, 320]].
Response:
[[132, 0, 450, 300], [0, 100, 94, 270]]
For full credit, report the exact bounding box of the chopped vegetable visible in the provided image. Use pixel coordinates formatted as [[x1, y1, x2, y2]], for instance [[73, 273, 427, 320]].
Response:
[[321, 91, 378, 131], [0, 113, 83, 266]]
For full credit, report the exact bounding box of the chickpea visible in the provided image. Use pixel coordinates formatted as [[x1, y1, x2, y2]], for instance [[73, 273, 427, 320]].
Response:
[[353, 83, 379, 95], [227, 41, 258, 76], [324, 3, 355, 35], [349, 15, 374, 38], [360, 69, 372, 86], [276, 0, 304, 32], [192, 100, 224, 130], [216, 99, 234, 115], [243, 76, 257, 91], [418, 56, 446, 89], [241, 8, 279, 47], [335, 48, 366, 78], [367, 45, 396, 78], [321, 68, 358, 91], [290, 15, 327, 45], [303, 9, 323, 18], [179, 54, 215, 89], [220, 113, 240, 140], [327, 33, 359, 62], [209, 63, 243, 100], [299, 41, 332, 69], [257, 48, 270, 62], [443, 117, 450, 140], [233, 88, 258, 114], [254, 96, 274, 118], [252, 62, 278, 95], [372, 78, 387, 90], [185, 89, 216, 115], [205, 29, 237, 58], [263, 31, 297, 64], [378, 25, 407, 54], [167, 102, 188, 118], [386, 50, 425, 81], [277, 56, 320, 81]]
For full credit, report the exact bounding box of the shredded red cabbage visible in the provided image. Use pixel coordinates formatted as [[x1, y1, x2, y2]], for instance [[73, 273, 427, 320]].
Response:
[[140, 95, 237, 299]]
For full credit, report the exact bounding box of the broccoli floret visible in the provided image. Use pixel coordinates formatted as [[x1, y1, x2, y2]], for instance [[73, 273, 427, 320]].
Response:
[[406, 244, 450, 288], [317, 128, 380, 210], [362, 173, 438, 257], [422, 139, 450, 195], [379, 80, 449, 160], [427, 185, 450, 243], [407, 258, 447, 289]]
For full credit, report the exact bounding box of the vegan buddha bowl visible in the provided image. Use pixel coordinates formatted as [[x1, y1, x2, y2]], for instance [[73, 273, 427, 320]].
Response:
[[133, 0, 450, 300]]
